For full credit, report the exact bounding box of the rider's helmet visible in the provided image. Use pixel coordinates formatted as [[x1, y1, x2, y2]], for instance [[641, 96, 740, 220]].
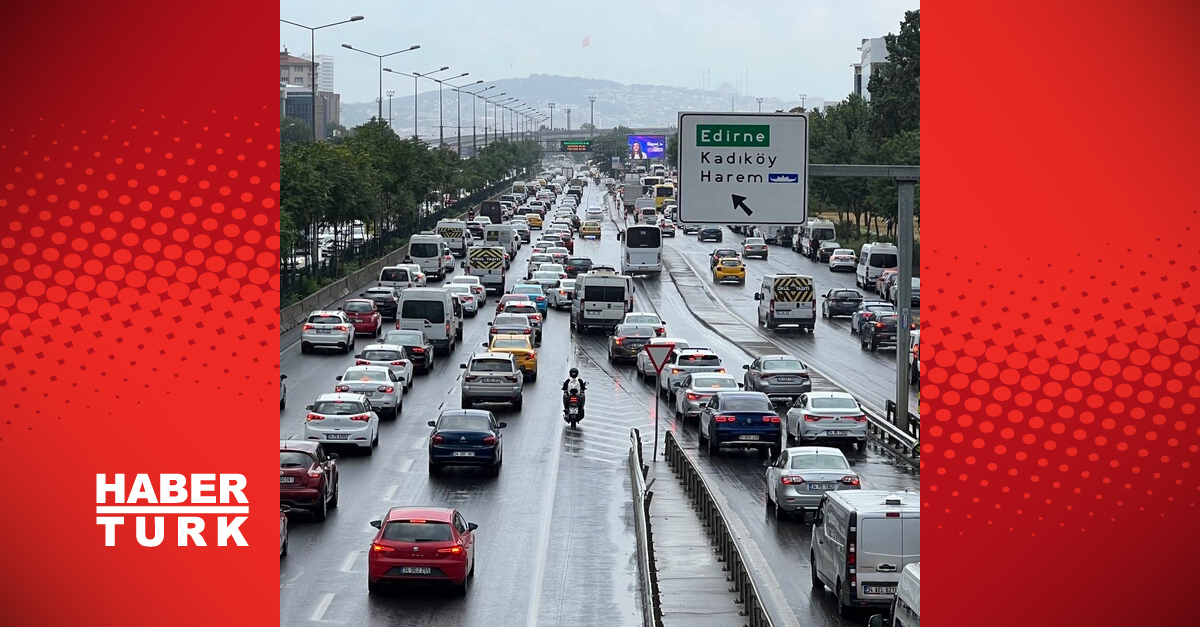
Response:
[[569, 368, 579, 378]]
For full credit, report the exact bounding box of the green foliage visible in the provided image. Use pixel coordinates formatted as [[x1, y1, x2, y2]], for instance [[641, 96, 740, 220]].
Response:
[[281, 117, 313, 146], [589, 126, 634, 175], [869, 10, 921, 139], [666, 130, 679, 169]]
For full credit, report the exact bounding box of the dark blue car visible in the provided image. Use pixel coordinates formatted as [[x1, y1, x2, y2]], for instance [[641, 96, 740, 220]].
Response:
[[427, 410, 506, 476], [698, 391, 782, 457]]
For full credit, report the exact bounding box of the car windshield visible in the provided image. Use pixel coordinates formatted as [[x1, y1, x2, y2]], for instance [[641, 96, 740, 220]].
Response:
[[616, 326, 655, 337], [811, 396, 860, 410], [361, 350, 404, 361], [721, 259, 741, 267], [721, 397, 773, 412], [446, 286, 471, 295], [680, 353, 721, 365], [514, 286, 542, 295], [625, 227, 662, 248], [382, 521, 454, 543], [343, 368, 387, 382], [494, 315, 529, 327], [401, 300, 445, 323], [835, 249, 855, 256], [344, 301, 373, 313], [379, 269, 409, 282], [531, 255, 553, 263], [626, 315, 659, 324], [746, 238, 765, 245], [383, 331, 423, 345], [690, 376, 738, 389], [567, 258, 592, 267], [312, 400, 367, 415], [492, 338, 530, 350], [533, 272, 560, 280], [715, 250, 737, 257], [834, 291, 860, 298], [365, 291, 394, 300], [763, 359, 804, 371], [558, 281, 576, 289], [505, 305, 538, 314], [790, 454, 851, 470], [502, 296, 530, 303], [869, 253, 898, 268], [438, 414, 493, 431], [471, 359, 514, 373], [280, 451, 314, 468], [866, 304, 895, 313], [307, 315, 342, 325]]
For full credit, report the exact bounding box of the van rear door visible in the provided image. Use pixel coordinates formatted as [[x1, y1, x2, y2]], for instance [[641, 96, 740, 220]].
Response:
[[856, 516, 907, 601]]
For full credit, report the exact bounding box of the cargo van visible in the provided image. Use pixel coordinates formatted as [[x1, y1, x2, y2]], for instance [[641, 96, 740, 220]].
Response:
[[466, 246, 507, 294], [572, 270, 633, 333], [806, 491, 920, 618], [856, 243, 899, 292], [436, 219, 471, 258], [398, 288, 462, 356], [378, 265, 418, 290], [408, 234, 449, 281], [868, 563, 919, 627], [797, 218, 836, 258], [754, 274, 816, 331], [484, 224, 518, 259]]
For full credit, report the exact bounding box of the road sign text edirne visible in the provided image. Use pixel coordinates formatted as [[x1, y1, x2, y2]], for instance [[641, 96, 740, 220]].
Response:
[[677, 112, 809, 226]]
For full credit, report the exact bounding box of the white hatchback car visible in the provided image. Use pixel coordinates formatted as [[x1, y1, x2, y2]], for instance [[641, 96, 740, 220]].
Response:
[[397, 263, 428, 287], [303, 393, 380, 453], [636, 337, 689, 379], [828, 249, 857, 272], [785, 391, 868, 445], [354, 344, 415, 392], [445, 284, 480, 316], [449, 275, 486, 304], [586, 206, 604, 219], [335, 365, 404, 420], [301, 311, 356, 355]]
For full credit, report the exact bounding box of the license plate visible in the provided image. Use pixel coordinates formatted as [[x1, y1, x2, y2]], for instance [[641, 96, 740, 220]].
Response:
[[400, 566, 432, 575], [326, 433, 349, 440], [316, 329, 332, 334], [452, 451, 475, 457], [863, 585, 897, 596], [483, 377, 501, 383], [569, 408, 579, 415], [825, 430, 849, 436], [808, 483, 836, 491], [280, 476, 295, 484], [776, 377, 795, 382], [738, 435, 760, 441]]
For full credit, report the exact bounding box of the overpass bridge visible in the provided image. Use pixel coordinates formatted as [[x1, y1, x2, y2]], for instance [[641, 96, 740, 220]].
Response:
[[435, 127, 675, 157]]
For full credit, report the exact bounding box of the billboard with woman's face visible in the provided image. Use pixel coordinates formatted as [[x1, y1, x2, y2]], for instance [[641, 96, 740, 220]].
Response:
[[628, 135, 666, 159]]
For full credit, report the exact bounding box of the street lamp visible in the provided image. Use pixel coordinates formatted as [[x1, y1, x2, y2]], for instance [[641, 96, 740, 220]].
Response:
[[588, 96, 597, 138], [756, 97, 764, 112], [547, 102, 556, 130], [799, 93, 808, 110], [386, 90, 395, 127], [433, 72, 468, 146], [341, 43, 420, 122], [280, 15, 364, 141], [460, 85, 494, 156], [448, 79, 482, 153], [386, 66, 450, 140], [484, 92, 506, 145]]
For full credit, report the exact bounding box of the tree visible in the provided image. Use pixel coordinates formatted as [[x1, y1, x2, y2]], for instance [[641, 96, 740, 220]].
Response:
[[281, 117, 312, 146], [580, 122, 596, 132], [666, 130, 680, 168], [869, 9, 920, 139]]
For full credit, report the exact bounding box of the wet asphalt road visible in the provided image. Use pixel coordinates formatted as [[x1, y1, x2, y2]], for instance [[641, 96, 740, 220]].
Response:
[[278, 179, 918, 627]]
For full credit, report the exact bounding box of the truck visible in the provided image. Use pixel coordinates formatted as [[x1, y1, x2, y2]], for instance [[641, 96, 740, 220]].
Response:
[[621, 183, 641, 213], [562, 165, 574, 179], [478, 200, 503, 225]]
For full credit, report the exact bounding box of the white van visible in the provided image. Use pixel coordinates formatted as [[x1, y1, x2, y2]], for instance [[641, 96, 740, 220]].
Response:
[[806, 490, 920, 618], [572, 270, 632, 333], [484, 224, 518, 259], [466, 246, 507, 294], [620, 225, 663, 275], [436, 219, 472, 258], [856, 243, 899, 292], [409, 234, 449, 281], [799, 218, 837, 258], [754, 274, 816, 331], [378, 265, 418, 290], [869, 563, 919, 627], [398, 287, 462, 355]]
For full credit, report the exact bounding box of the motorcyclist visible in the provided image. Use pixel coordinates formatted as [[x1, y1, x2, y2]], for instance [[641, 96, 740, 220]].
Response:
[[562, 367, 587, 412]]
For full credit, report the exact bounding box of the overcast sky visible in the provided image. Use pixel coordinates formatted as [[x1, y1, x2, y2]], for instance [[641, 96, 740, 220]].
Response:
[[280, 0, 918, 106]]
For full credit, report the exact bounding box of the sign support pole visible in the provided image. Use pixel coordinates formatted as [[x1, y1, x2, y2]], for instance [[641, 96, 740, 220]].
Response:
[[894, 179, 917, 433]]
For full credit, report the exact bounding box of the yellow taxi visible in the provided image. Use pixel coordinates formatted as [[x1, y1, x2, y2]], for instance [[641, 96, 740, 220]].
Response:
[[712, 256, 746, 284], [580, 220, 602, 239], [525, 213, 543, 229], [485, 334, 538, 380]]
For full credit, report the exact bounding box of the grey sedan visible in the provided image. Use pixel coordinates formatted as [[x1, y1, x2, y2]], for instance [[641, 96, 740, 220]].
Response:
[[673, 373, 742, 422], [765, 446, 860, 519], [785, 392, 868, 445], [607, 324, 658, 363], [742, 355, 811, 402], [334, 366, 404, 420]]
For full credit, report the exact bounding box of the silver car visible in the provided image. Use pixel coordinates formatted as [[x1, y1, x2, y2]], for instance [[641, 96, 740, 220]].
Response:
[[764, 446, 860, 518], [353, 344, 414, 392], [547, 279, 576, 310], [529, 270, 564, 290], [301, 310, 356, 355], [673, 372, 741, 422], [335, 365, 404, 419], [460, 352, 524, 410], [785, 392, 868, 445], [742, 355, 812, 402], [445, 284, 480, 317]]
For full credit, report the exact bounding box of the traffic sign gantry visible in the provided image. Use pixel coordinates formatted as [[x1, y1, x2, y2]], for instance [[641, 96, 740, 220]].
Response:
[[560, 140, 592, 152], [677, 112, 809, 226], [645, 342, 676, 374]]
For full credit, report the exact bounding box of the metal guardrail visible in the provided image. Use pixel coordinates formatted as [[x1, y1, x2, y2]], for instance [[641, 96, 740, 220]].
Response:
[[882, 400, 922, 459], [629, 428, 661, 627], [663, 431, 775, 627]]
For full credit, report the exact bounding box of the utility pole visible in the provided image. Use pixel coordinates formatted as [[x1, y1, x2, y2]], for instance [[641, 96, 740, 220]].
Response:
[[548, 102, 556, 131], [756, 97, 763, 112], [588, 96, 597, 139], [387, 90, 395, 127], [799, 93, 807, 110], [564, 106, 573, 138]]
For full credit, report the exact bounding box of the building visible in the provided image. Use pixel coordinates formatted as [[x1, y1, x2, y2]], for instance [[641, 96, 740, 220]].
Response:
[[301, 54, 336, 93], [852, 37, 889, 101], [281, 49, 316, 88]]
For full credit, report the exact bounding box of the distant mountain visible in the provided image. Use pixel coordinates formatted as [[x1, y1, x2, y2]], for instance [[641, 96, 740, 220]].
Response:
[[338, 74, 823, 138]]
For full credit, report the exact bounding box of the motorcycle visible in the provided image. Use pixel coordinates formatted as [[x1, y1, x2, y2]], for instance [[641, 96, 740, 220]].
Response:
[[563, 390, 585, 427]]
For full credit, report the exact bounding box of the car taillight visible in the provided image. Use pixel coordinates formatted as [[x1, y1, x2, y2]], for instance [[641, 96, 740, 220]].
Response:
[[671, 368, 680, 374], [876, 322, 884, 328], [355, 360, 370, 365], [763, 416, 781, 423], [483, 435, 497, 445], [769, 299, 775, 310], [432, 434, 445, 443], [412, 347, 425, 353], [759, 373, 774, 379], [503, 375, 518, 382], [305, 413, 323, 421], [377, 386, 395, 394], [569, 397, 579, 403], [804, 414, 821, 422], [335, 325, 348, 331], [716, 368, 726, 374], [614, 337, 624, 345], [523, 328, 532, 334], [558, 290, 566, 295], [350, 413, 371, 422], [656, 327, 664, 335], [780, 475, 804, 485], [307, 466, 324, 478], [464, 376, 478, 382], [853, 415, 868, 423], [714, 415, 733, 423], [437, 546, 463, 555], [390, 360, 407, 366], [841, 475, 861, 486], [371, 543, 395, 553], [303, 324, 315, 331], [334, 385, 350, 393], [686, 393, 702, 401], [848, 523, 857, 571]]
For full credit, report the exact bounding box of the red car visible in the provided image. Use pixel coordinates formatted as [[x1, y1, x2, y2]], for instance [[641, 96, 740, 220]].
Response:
[[280, 441, 340, 522], [342, 299, 382, 336], [368, 507, 478, 595]]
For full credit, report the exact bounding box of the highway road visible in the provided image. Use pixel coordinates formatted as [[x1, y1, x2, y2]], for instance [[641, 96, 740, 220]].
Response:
[[279, 177, 918, 627]]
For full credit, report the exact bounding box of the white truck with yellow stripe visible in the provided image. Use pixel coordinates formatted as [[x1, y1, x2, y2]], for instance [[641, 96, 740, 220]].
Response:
[[755, 274, 816, 331], [465, 245, 507, 295], [436, 219, 471, 258]]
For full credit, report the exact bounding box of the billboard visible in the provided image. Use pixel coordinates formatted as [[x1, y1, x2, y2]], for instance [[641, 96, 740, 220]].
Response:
[[628, 135, 667, 160]]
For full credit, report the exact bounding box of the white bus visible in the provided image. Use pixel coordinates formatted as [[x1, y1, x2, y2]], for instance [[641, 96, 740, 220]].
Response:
[[621, 225, 663, 276]]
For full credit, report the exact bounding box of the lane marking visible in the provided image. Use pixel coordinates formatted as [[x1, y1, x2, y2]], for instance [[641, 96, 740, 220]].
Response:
[[525, 401, 567, 627], [383, 483, 400, 501], [397, 458, 414, 473], [339, 551, 359, 573], [310, 593, 335, 622]]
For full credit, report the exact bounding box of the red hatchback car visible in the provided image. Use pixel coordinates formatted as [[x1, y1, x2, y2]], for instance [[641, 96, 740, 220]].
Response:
[[368, 507, 478, 595], [280, 441, 340, 522], [342, 299, 382, 336]]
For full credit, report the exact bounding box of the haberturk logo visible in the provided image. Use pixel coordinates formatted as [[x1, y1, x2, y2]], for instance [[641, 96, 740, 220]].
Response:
[[95, 474, 250, 547]]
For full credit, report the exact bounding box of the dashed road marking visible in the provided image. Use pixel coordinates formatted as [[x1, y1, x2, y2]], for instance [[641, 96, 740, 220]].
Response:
[[310, 593, 335, 622]]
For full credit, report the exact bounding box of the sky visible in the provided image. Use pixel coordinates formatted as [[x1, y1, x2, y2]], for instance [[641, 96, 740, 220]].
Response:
[[280, 0, 918, 106]]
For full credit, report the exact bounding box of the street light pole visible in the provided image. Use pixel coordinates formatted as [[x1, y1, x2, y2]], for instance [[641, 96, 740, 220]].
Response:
[[564, 106, 573, 138], [799, 93, 808, 110], [756, 97, 763, 112], [588, 96, 596, 138], [341, 43, 420, 122], [548, 102, 556, 131], [387, 90, 395, 127], [280, 15, 364, 141], [462, 85, 493, 156]]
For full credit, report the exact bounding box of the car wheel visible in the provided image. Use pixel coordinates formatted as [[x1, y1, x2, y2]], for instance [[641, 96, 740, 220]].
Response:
[[461, 396, 472, 409], [280, 397, 286, 410], [513, 395, 523, 411], [870, 340, 878, 353], [428, 461, 441, 475], [281, 535, 288, 558], [300, 343, 310, 354], [707, 433, 720, 456], [765, 489, 774, 511], [312, 489, 328, 522], [837, 582, 852, 618], [457, 581, 468, 597], [368, 578, 381, 595], [491, 462, 501, 477], [810, 553, 823, 589], [328, 481, 339, 508], [774, 496, 787, 520]]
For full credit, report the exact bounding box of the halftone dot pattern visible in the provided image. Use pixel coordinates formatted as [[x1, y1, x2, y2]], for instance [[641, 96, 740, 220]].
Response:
[[922, 234, 1200, 535], [0, 110, 280, 442]]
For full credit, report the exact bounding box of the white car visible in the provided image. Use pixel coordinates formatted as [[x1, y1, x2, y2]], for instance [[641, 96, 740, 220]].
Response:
[[623, 312, 666, 336], [303, 393, 380, 452], [586, 206, 604, 219], [396, 263, 427, 286], [828, 249, 857, 272], [527, 253, 554, 274], [301, 310, 356, 355], [335, 365, 404, 419], [785, 391, 868, 445], [450, 275, 486, 304], [636, 337, 690, 379], [445, 284, 480, 316], [354, 344, 415, 392], [659, 349, 726, 398], [537, 263, 566, 277], [547, 279, 576, 309], [528, 270, 564, 289]]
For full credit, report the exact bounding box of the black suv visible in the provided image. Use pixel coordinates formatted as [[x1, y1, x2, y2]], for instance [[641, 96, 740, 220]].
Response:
[[698, 225, 723, 242], [820, 288, 864, 319], [860, 313, 911, 352], [565, 257, 594, 278], [381, 329, 436, 373]]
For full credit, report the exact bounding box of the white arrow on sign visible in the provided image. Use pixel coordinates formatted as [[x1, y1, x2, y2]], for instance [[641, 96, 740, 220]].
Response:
[[644, 342, 676, 375]]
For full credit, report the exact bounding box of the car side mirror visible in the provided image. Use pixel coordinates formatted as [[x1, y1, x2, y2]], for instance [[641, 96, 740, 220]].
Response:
[[459, 364, 468, 369], [460, 261, 466, 268], [498, 422, 508, 429], [335, 376, 343, 381], [867, 615, 885, 627], [281, 374, 288, 380], [305, 404, 314, 411], [427, 420, 437, 427], [482, 342, 489, 347], [849, 461, 856, 467], [803, 510, 821, 525], [753, 293, 763, 301], [742, 364, 750, 370], [468, 522, 479, 532], [354, 354, 363, 359], [487, 322, 493, 327], [327, 453, 339, 460], [737, 383, 745, 388], [370, 520, 382, 529]]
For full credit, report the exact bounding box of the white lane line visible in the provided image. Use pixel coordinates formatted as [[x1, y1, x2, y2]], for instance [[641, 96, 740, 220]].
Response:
[[383, 483, 400, 501], [397, 458, 414, 473], [526, 409, 566, 627], [411, 437, 426, 450], [339, 551, 359, 573], [310, 593, 335, 622]]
